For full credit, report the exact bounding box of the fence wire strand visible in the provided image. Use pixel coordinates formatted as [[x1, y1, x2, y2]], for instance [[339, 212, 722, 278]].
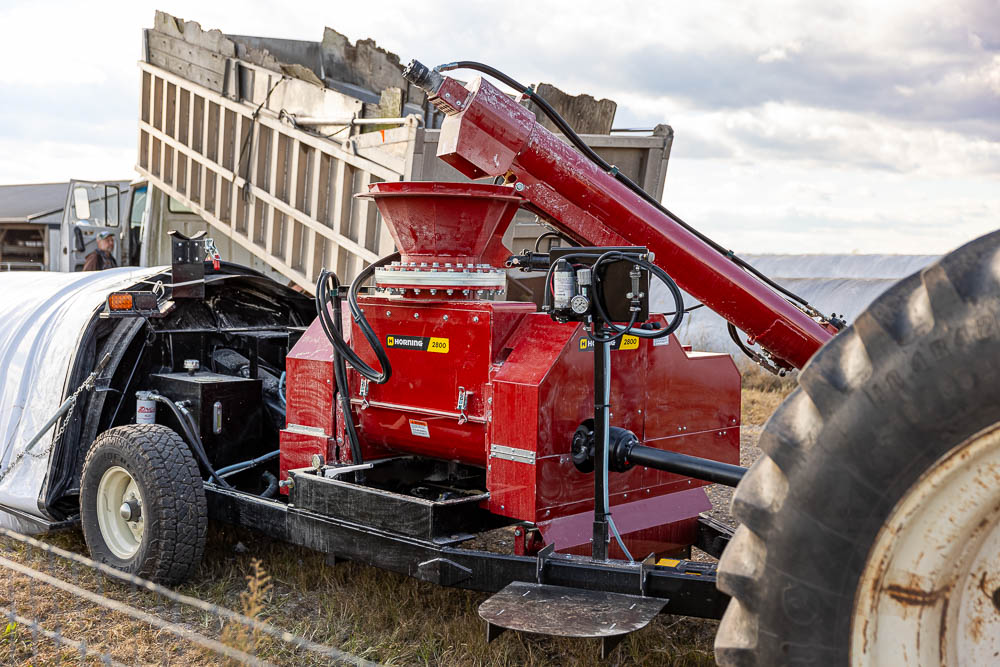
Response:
[[0, 526, 379, 666]]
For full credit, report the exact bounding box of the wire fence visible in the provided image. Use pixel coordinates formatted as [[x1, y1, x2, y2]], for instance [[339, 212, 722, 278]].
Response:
[[0, 527, 378, 666]]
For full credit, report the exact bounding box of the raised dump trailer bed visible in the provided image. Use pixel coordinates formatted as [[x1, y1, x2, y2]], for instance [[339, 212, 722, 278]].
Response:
[[135, 12, 673, 290]]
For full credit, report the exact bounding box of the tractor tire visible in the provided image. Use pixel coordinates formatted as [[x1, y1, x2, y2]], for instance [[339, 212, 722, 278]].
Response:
[[715, 230, 1000, 665], [80, 424, 207, 584]]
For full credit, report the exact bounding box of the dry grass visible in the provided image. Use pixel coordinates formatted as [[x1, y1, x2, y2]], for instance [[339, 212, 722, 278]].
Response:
[[0, 377, 798, 666], [0, 534, 221, 665], [176, 524, 719, 666], [740, 365, 796, 425]]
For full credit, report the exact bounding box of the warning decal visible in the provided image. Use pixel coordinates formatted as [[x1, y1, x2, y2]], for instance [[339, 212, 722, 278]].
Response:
[[386, 335, 450, 353], [577, 334, 639, 351], [409, 419, 430, 438]]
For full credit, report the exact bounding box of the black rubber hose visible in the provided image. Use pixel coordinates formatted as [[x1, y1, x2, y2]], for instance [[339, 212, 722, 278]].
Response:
[[546, 250, 685, 339], [327, 273, 365, 467], [314, 252, 399, 385], [347, 253, 401, 381], [216, 450, 279, 477], [434, 61, 825, 317], [591, 252, 685, 339], [586, 311, 638, 345], [534, 230, 579, 252], [148, 393, 233, 489], [727, 322, 784, 375], [259, 471, 279, 499]]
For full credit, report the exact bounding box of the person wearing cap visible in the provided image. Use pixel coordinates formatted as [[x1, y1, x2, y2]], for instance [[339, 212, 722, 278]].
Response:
[[83, 231, 118, 271]]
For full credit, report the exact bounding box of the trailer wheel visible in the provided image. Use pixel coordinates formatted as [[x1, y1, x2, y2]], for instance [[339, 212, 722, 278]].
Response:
[[715, 230, 1000, 665], [80, 424, 207, 584]]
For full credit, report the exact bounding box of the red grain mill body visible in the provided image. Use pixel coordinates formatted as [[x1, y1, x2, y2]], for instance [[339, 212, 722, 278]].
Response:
[[280, 70, 834, 558]]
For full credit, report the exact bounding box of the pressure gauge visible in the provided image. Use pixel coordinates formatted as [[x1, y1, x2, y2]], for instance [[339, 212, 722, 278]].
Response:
[[570, 294, 590, 315]]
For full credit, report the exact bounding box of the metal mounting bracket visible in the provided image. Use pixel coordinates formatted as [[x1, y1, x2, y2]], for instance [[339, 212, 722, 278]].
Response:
[[535, 543, 555, 584]]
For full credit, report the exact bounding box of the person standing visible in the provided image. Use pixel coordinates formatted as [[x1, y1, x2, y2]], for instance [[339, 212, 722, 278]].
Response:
[[83, 231, 118, 271]]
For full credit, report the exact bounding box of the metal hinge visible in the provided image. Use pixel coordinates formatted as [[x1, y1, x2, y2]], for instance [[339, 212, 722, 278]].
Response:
[[490, 444, 536, 465], [359, 378, 370, 409], [456, 386, 472, 424]]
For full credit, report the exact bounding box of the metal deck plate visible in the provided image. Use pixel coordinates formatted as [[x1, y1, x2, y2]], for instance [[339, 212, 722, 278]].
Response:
[[479, 582, 668, 657]]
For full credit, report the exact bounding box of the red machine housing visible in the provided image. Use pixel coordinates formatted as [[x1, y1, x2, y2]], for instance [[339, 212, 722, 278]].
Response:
[[281, 182, 741, 558]]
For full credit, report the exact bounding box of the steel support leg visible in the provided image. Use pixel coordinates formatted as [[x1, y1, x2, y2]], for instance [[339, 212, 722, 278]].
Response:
[[592, 325, 611, 560]]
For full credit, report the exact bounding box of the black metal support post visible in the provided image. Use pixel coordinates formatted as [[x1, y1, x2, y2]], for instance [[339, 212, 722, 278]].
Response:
[[592, 323, 611, 560]]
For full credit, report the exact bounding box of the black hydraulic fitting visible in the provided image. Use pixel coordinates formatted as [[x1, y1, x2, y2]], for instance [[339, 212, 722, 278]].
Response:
[[402, 59, 444, 95]]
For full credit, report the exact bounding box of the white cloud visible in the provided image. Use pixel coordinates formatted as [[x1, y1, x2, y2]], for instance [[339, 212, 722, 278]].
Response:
[[0, 137, 135, 184], [758, 41, 803, 63], [0, 0, 996, 255]]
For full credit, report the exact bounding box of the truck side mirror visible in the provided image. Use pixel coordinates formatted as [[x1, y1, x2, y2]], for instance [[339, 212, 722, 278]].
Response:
[[74, 226, 86, 253]]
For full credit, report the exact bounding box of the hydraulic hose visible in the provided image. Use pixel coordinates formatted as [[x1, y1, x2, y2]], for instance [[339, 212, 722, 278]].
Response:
[[727, 323, 785, 376], [327, 272, 365, 468], [259, 471, 279, 499], [315, 253, 401, 467], [145, 393, 233, 489], [591, 251, 685, 339], [432, 61, 833, 322], [216, 450, 280, 477], [314, 252, 400, 385], [541, 250, 685, 340]]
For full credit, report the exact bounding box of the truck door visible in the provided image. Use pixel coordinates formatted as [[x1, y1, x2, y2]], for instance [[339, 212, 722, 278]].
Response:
[[63, 181, 122, 271], [121, 182, 148, 266]]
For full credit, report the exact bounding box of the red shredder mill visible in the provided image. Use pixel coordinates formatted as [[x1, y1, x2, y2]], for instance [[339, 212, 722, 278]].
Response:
[[282, 180, 741, 559], [268, 57, 841, 653]]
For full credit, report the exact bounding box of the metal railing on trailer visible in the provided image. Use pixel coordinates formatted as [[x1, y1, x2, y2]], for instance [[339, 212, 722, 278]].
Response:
[[136, 59, 400, 291], [136, 58, 673, 292]]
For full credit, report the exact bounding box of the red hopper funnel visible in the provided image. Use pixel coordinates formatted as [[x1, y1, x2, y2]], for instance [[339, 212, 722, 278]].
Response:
[[357, 182, 522, 267]]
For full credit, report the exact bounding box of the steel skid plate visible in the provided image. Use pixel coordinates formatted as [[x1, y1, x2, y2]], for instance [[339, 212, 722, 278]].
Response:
[[479, 581, 668, 658]]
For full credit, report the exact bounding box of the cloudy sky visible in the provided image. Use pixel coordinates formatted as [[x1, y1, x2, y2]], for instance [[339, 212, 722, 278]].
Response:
[[1, 0, 997, 254]]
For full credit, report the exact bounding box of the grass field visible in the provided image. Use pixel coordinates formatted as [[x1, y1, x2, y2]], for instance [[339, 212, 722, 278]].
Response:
[[6, 370, 795, 666]]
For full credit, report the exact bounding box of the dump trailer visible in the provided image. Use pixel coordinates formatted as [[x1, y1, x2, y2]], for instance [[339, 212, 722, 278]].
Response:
[[132, 11, 673, 294], [1, 19, 997, 667]]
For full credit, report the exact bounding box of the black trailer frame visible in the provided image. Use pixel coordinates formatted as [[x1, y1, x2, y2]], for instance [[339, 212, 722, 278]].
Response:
[[205, 461, 733, 621]]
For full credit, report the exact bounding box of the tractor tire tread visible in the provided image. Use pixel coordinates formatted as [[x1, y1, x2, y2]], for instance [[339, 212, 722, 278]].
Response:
[[715, 229, 1000, 665]]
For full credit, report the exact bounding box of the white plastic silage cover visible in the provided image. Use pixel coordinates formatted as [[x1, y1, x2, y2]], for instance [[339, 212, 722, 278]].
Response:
[[0, 267, 163, 525], [650, 254, 940, 363]]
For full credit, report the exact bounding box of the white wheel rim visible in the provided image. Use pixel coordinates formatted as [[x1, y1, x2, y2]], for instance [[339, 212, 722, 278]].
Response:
[[852, 423, 1000, 665], [96, 466, 144, 559]]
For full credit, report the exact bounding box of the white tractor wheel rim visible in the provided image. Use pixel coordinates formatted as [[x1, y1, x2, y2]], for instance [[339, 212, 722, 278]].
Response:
[[852, 422, 1000, 665], [96, 466, 144, 560]]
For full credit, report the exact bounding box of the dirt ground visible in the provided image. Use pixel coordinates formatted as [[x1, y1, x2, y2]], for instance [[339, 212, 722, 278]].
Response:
[[4, 374, 794, 666]]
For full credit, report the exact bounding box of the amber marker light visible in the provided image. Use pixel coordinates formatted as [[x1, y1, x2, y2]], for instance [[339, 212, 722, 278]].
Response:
[[108, 293, 134, 311]]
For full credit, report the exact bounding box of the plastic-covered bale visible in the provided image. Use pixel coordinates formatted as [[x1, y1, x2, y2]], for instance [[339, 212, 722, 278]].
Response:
[[649, 254, 939, 366]]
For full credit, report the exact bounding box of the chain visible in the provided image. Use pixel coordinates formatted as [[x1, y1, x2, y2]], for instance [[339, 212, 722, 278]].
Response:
[[0, 361, 103, 486]]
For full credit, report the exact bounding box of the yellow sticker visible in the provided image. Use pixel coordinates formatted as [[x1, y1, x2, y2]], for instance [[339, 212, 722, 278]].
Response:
[[427, 337, 450, 353], [619, 335, 639, 350]]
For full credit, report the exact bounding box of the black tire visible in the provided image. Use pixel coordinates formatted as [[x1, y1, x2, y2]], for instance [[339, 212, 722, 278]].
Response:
[[81, 424, 207, 584], [715, 230, 1000, 665]]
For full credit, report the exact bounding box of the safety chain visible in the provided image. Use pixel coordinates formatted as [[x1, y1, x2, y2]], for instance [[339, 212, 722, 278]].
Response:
[[0, 356, 108, 485]]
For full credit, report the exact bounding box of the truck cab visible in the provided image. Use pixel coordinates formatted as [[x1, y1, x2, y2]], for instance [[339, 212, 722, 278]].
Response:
[[60, 180, 125, 271]]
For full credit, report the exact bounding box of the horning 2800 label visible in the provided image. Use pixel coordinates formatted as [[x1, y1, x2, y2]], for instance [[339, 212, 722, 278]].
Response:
[[386, 335, 450, 353]]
